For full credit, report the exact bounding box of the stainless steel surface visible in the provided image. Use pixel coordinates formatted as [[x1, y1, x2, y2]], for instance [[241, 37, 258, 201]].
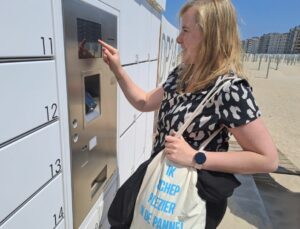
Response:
[[62, 0, 117, 228]]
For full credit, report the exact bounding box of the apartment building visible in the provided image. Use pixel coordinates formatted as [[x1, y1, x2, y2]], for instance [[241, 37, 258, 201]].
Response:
[[245, 37, 259, 53], [258, 34, 271, 53], [286, 26, 300, 54], [242, 25, 300, 54]]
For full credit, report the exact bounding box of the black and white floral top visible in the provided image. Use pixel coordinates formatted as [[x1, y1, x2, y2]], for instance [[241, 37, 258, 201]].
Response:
[[152, 66, 261, 156]]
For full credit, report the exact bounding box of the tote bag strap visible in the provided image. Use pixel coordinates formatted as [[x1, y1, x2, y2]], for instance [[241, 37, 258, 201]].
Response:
[[175, 76, 237, 138], [198, 126, 223, 151]]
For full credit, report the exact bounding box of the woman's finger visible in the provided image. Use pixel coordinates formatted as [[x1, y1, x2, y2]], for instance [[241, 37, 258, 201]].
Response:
[[102, 53, 109, 64], [103, 48, 114, 60], [170, 130, 177, 136], [164, 149, 172, 155], [165, 135, 178, 143], [98, 39, 117, 54]]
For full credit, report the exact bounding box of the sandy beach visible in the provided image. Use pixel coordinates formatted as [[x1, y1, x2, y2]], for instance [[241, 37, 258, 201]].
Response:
[[245, 59, 300, 169], [218, 58, 300, 229]]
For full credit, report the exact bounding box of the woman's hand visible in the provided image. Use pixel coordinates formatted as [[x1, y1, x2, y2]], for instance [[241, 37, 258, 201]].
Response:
[[164, 132, 197, 167], [98, 39, 122, 76]]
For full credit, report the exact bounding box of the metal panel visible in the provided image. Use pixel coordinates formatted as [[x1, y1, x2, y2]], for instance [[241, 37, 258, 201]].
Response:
[[62, 1, 118, 228], [0, 122, 61, 223], [0, 175, 64, 229], [0, 61, 58, 145], [0, 0, 54, 58]]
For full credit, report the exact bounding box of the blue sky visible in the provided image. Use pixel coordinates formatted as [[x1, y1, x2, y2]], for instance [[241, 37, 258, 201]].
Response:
[[163, 0, 300, 40]]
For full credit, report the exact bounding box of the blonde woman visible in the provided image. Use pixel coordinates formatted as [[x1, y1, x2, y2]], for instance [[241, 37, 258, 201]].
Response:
[[99, 0, 278, 228]]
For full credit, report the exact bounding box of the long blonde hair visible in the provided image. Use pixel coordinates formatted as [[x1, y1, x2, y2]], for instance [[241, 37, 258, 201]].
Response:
[[178, 0, 245, 93]]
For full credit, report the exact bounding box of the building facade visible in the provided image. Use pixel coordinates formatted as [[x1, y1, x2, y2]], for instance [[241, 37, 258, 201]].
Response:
[[258, 34, 271, 53], [248, 37, 260, 53], [242, 25, 300, 54], [286, 26, 300, 54]]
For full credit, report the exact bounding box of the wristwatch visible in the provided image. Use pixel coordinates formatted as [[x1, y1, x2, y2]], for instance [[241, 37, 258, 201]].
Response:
[[193, 151, 207, 170]]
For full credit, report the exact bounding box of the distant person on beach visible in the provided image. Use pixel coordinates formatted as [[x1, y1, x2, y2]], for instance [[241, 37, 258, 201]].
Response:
[[99, 0, 278, 228]]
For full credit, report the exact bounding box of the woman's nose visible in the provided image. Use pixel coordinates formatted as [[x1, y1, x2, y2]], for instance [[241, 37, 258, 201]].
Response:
[[176, 35, 182, 44]]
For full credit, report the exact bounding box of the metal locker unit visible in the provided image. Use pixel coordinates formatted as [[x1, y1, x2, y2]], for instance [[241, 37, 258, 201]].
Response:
[[62, 0, 118, 227]]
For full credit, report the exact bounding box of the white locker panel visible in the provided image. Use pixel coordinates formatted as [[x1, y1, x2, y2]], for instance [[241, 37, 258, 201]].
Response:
[[134, 114, 147, 169], [148, 60, 158, 90], [138, 2, 152, 62], [0, 174, 64, 229], [0, 61, 58, 144], [0, 0, 54, 57], [145, 112, 155, 160], [119, 0, 141, 64], [135, 62, 150, 92], [149, 12, 162, 60], [145, 61, 157, 159], [133, 62, 147, 117], [131, 62, 148, 119], [119, 0, 162, 64], [0, 122, 62, 223], [118, 65, 138, 135], [118, 125, 135, 186]]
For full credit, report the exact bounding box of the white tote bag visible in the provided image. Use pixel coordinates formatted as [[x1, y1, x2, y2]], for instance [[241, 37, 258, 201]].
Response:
[[130, 77, 236, 229], [131, 151, 206, 228]]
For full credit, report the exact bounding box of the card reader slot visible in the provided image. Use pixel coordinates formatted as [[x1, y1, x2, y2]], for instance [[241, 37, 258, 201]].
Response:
[[91, 165, 107, 198]]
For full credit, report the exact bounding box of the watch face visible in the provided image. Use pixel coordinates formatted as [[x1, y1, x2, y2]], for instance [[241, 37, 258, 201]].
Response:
[[195, 152, 206, 164]]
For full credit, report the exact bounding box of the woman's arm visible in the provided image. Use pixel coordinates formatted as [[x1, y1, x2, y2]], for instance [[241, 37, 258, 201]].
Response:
[[203, 118, 279, 173], [99, 39, 164, 112], [115, 67, 164, 112], [165, 118, 279, 174]]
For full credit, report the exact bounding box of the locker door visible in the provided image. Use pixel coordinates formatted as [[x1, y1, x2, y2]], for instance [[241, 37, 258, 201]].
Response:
[[0, 0, 54, 57], [0, 175, 64, 229], [138, 2, 152, 62], [0, 122, 62, 223], [0, 61, 58, 144], [149, 10, 162, 60], [134, 114, 147, 169], [119, 0, 141, 65], [118, 65, 138, 135], [118, 126, 135, 186]]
